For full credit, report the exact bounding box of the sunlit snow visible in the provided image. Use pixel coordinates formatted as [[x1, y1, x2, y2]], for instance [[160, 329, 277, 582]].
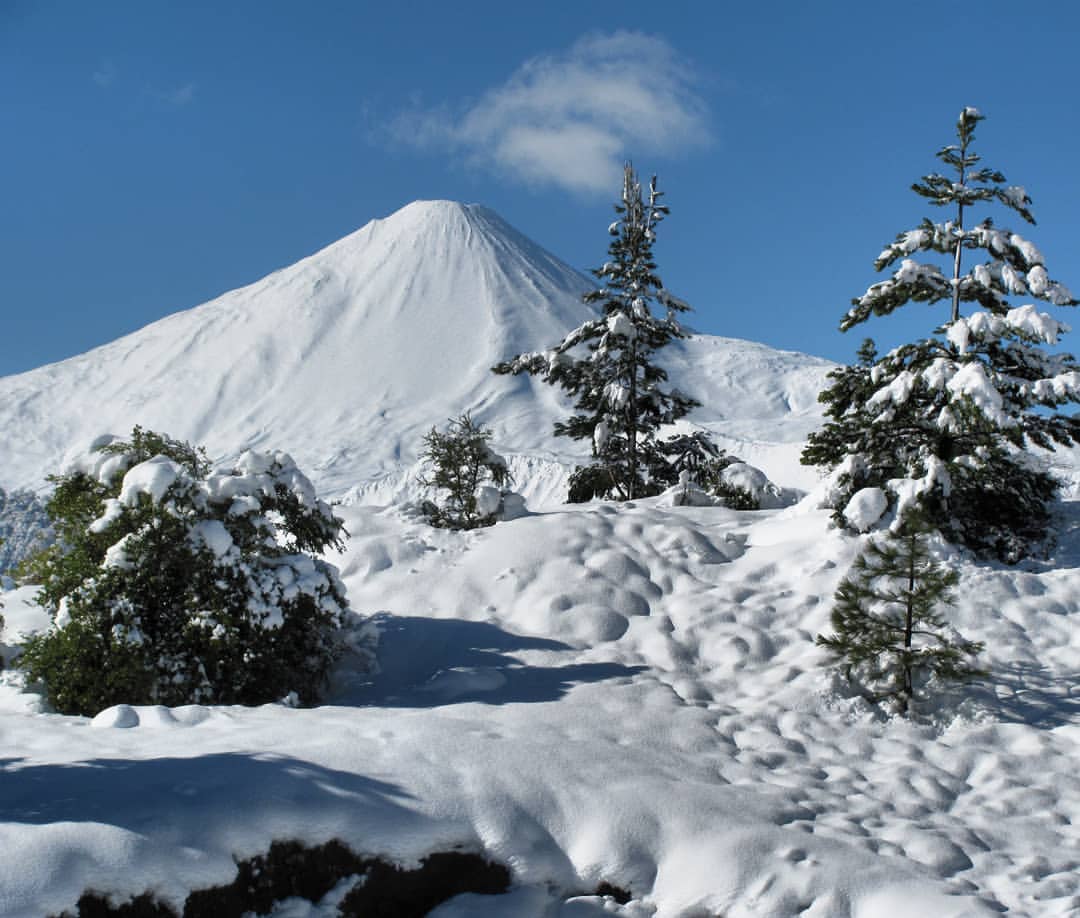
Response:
[[0, 201, 1077, 917]]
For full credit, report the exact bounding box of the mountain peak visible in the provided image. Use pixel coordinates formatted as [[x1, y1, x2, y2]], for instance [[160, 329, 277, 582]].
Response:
[[0, 201, 834, 499], [0, 201, 597, 494]]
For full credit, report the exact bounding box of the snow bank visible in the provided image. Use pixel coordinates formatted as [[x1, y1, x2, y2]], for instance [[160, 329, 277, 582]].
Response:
[[3, 500, 1075, 915]]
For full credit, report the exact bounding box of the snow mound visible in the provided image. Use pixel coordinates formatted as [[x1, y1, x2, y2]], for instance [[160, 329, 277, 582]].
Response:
[[5, 500, 1075, 915]]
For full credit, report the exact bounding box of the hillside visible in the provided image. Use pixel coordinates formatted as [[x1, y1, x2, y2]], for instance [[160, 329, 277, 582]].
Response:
[[0, 201, 833, 500]]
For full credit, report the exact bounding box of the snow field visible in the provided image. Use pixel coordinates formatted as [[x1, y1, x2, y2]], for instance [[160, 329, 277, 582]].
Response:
[[3, 497, 1077, 916]]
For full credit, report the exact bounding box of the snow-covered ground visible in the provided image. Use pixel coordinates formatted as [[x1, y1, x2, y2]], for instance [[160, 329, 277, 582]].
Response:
[[1, 200, 1077, 916], [2, 495, 1078, 917]]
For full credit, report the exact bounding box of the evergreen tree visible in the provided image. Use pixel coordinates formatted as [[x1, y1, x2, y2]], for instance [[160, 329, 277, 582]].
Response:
[[817, 512, 985, 714], [419, 414, 512, 529], [803, 108, 1080, 561], [19, 427, 349, 715], [494, 163, 698, 500]]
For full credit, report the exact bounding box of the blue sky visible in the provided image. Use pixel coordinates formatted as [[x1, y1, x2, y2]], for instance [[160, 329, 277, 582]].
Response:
[[3, 1, 1079, 377]]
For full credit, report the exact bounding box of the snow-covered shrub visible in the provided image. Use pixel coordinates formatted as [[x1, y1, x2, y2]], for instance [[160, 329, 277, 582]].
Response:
[[803, 109, 1080, 561], [817, 512, 986, 715], [18, 427, 348, 715], [713, 461, 792, 510], [658, 470, 717, 507], [711, 478, 759, 511], [419, 414, 512, 529]]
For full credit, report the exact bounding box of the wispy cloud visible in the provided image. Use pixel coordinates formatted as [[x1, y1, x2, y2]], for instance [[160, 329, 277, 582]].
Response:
[[387, 32, 711, 195], [92, 59, 116, 88], [150, 82, 196, 107]]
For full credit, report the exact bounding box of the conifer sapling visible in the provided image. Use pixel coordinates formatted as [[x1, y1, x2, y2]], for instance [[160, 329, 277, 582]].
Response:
[[419, 414, 511, 530], [803, 108, 1080, 561], [817, 512, 985, 714]]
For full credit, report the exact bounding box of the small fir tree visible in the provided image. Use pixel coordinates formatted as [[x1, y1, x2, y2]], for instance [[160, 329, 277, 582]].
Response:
[[649, 431, 723, 486], [494, 163, 698, 500], [802, 108, 1080, 561], [817, 513, 985, 714], [19, 427, 349, 715], [419, 414, 511, 530]]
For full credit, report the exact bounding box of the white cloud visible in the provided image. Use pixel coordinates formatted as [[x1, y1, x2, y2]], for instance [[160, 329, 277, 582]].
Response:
[[389, 32, 711, 195]]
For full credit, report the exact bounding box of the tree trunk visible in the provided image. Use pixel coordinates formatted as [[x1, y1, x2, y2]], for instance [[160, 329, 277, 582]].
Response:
[[902, 528, 917, 702], [951, 141, 968, 324], [627, 343, 639, 500]]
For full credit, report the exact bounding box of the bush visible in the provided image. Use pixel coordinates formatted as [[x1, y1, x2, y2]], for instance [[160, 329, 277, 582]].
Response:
[[19, 427, 349, 715], [419, 414, 511, 529]]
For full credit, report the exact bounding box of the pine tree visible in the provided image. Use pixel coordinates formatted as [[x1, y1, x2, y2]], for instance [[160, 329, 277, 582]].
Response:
[[419, 414, 512, 529], [803, 108, 1080, 561], [817, 513, 985, 714], [493, 163, 698, 500]]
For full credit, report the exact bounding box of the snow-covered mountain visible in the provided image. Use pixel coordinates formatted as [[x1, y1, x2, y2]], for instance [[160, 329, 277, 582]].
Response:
[[2, 202, 1079, 917], [0, 201, 833, 500]]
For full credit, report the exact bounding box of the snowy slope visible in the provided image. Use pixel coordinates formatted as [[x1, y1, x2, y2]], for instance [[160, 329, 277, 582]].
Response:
[[1, 202, 1078, 917], [2, 499, 1078, 916], [0, 201, 833, 500]]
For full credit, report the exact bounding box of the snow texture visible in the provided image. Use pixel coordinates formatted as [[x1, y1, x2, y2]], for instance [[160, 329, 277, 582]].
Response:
[[3, 498, 1079, 916], [0, 200, 1076, 917], [842, 487, 889, 531]]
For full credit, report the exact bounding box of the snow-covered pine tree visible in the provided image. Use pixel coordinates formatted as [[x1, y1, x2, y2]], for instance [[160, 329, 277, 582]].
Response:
[[493, 163, 698, 500], [803, 108, 1080, 561], [817, 512, 985, 715]]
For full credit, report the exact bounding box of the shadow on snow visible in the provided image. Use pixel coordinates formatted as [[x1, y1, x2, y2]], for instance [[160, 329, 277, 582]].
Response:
[[978, 660, 1080, 728], [332, 613, 643, 708], [0, 752, 412, 830]]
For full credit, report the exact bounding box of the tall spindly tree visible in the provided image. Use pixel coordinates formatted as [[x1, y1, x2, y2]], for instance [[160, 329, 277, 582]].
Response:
[[494, 163, 698, 500], [803, 108, 1080, 561]]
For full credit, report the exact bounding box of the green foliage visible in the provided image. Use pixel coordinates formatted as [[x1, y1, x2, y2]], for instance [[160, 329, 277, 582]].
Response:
[[565, 432, 738, 505], [494, 164, 698, 500], [711, 479, 759, 511], [650, 431, 720, 486], [817, 514, 986, 714], [566, 464, 613, 503], [19, 428, 349, 715], [802, 109, 1080, 561], [419, 414, 512, 529]]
